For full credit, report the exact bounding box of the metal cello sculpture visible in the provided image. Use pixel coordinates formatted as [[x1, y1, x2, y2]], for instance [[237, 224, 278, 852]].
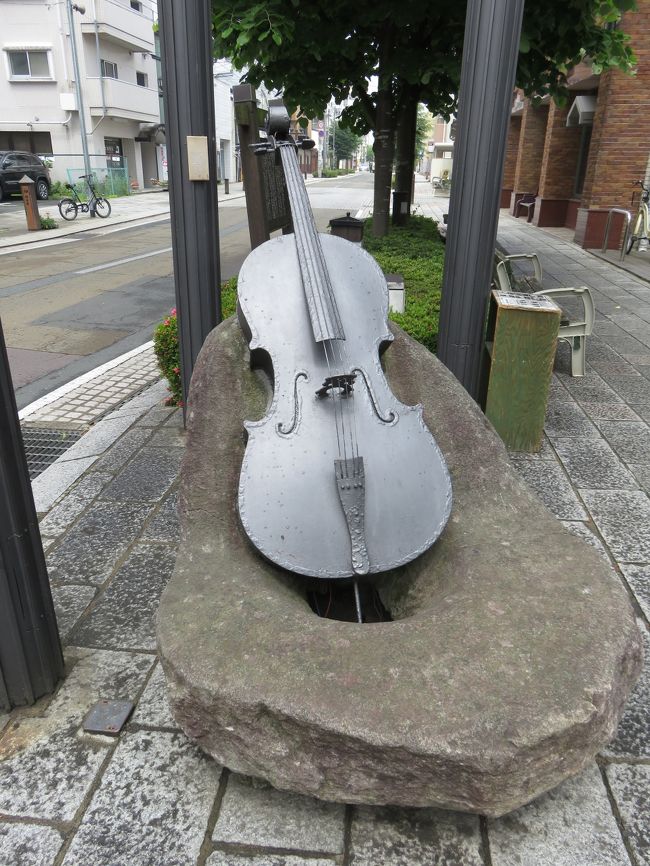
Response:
[[237, 105, 452, 585]]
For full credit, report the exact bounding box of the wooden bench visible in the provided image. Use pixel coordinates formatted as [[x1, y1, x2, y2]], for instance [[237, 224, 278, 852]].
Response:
[[493, 251, 595, 377]]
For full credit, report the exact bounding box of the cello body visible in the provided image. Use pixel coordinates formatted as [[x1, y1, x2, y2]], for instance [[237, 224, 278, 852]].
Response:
[[237, 230, 452, 579]]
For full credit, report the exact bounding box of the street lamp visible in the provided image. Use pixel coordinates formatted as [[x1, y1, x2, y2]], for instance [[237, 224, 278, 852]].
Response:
[[66, 1, 93, 184]]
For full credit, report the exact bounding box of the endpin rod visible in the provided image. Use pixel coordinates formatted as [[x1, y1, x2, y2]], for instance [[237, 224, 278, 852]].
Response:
[[353, 580, 363, 624]]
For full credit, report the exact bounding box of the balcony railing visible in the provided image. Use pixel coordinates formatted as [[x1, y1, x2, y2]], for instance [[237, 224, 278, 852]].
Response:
[[81, 0, 155, 52], [86, 77, 160, 122]]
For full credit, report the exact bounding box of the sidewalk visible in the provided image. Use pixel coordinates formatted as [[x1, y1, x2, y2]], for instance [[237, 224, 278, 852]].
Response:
[[1, 195, 650, 865]]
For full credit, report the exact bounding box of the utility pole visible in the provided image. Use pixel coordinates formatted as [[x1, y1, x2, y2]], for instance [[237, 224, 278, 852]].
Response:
[[437, 0, 525, 400], [66, 1, 93, 184]]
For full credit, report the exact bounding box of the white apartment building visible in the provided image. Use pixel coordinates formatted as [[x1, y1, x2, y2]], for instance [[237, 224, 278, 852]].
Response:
[[1, 0, 163, 189]]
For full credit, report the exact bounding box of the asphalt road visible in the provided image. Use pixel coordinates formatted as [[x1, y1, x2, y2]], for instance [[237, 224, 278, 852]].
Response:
[[0, 172, 375, 408]]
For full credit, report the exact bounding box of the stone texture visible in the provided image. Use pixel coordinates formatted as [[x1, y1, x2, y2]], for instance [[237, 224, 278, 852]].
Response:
[[158, 319, 642, 816], [561, 521, 610, 560], [0, 648, 152, 821], [544, 401, 600, 440], [92, 427, 152, 474], [39, 471, 113, 537], [603, 625, 650, 758], [213, 773, 345, 852], [51, 584, 96, 641], [606, 763, 650, 866], [132, 662, 178, 729], [207, 856, 336, 866], [620, 565, 650, 621], [0, 823, 64, 866], [509, 456, 588, 519], [349, 805, 483, 866], [68, 543, 175, 650], [32, 456, 99, 513], [488, 764, 631, 865], [61, 730, 221, 866], [46, 501, 155, 585], [102, 447, 181, 502], [553, 438, 638, 490], [597, 421, 650, 464], [142, 491, 180, 544], [580, 490, 650, 562]]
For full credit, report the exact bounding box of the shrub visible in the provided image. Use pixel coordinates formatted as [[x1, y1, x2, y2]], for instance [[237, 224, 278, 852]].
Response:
[[40, 213, 58, 230], [362, 215, 445, 353], [153, 277, 240, 406], [48, 180, 68, 200]]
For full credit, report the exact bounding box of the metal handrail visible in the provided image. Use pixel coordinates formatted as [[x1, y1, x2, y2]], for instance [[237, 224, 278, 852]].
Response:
[[602, 208, 631, 262]]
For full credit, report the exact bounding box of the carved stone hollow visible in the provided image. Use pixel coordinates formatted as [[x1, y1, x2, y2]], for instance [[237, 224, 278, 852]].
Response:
[[157, 317, 642, 817]]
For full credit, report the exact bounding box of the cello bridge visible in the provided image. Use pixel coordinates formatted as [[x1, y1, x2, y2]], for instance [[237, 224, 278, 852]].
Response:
[[316, 372, 356, 398]]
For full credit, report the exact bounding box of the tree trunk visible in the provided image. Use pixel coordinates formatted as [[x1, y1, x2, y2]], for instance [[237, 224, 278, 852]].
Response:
[[392, 96, 418, 226], [372, 87, 395, 237]]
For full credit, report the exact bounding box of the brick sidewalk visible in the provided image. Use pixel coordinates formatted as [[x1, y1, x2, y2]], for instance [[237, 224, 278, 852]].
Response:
[[1, 206, 649, 865]]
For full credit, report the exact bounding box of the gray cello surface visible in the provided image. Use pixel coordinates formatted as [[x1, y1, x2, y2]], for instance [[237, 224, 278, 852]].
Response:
[[237, 231, 452, 580]]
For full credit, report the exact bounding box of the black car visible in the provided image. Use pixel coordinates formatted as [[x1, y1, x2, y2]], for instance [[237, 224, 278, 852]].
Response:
[[0, 151, 51, 200]]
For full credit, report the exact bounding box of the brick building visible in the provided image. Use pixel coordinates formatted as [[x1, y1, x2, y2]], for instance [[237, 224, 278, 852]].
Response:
[[502, 0, 650, 249]]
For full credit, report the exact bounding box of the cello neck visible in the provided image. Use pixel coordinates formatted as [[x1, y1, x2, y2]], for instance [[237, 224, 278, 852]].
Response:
[[278, 143, 345, 343]]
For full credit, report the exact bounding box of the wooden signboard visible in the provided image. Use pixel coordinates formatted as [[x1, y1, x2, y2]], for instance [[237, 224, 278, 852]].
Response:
[[482, 290, 561, 452], [233, 86, 292, 249]]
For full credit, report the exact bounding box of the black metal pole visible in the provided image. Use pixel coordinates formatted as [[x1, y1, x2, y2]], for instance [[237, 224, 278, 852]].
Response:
[[158, 0, 221, 410], [0, 320, 63, 711], [437, 0, 525, 400]]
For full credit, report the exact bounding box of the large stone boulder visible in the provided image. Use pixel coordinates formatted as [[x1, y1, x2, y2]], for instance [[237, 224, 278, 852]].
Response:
[[157, 317, 641, 817]]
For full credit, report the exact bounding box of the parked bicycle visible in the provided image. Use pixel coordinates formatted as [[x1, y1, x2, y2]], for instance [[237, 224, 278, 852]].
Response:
[[58, 175, 112, 221], [626, 179, 649, 254]]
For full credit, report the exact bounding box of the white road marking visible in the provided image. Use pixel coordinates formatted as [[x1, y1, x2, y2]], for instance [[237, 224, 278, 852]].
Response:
[[75, 246, 173, 274]]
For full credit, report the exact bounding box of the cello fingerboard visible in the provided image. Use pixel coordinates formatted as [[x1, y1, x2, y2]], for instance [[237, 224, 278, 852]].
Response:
[[278, 145, 345, 343]]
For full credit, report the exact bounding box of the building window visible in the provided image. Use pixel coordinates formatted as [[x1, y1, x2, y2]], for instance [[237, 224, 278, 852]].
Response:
[[7, 49, 52, 80], [130, 0, 143, 10], [136, 71, 148, 87], [100, 59, 118, 79]]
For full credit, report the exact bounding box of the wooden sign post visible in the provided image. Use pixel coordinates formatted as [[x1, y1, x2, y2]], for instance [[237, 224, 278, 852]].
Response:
[[233, 85, 292, 249]]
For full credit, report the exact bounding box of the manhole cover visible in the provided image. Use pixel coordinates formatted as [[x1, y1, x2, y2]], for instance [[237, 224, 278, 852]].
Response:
[[21, 426, 83, 479]]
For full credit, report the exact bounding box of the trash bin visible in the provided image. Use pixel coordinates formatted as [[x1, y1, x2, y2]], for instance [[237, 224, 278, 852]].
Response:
[[329, 212, 364, 243]]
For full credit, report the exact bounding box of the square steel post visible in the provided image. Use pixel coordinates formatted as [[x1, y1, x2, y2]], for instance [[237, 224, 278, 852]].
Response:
[[0, 320, 64, 711], [437, 0, 525, 400], [158, 0, 221, 409]]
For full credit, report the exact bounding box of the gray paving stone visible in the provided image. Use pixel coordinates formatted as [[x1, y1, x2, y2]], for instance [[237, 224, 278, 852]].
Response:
[[147, 426, 186, 448], [105, 380, 167, 419], [92, 427, 152, 474], [561, 373, 622, 403], [349, 805, 483, 866], [561, 521, 610, 560], [102, 448, 181, 502], [32, 456, 98, 514], [630, 403, 650, 423], [163, 409, 184, 429], [507, 435, 556, 460], [141, 491, 179, 544], [207, 855, 336, 866], [599, 374, 650, 404], [67, 544, 175, 651], [61, 730, 221, 866], [579, 402, 641, 421], [544, 402, 600, 440], [597, 421, 650, 464], [132, 662, 178, 729], [627, 462, 650, 492], [0, 648, 152, 821], [213, 774, 345, 853], [51, 584, 96, 641], [488, 763, 630, 866], [602, 625, 650, 758], [553, 438, 638, 489], [580, 490, 650, 562], [0, 822, 64, 866], [38, 471, 113, 537], [620, 565, 650, 621], [135, 405, 177, 427], [46, 501, 155, 585], [606, 763, 650, 866], [509, 457, 588, 519], [57, 414, 139, 462]]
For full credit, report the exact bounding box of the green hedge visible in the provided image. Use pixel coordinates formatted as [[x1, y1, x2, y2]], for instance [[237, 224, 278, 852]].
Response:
[[361, 215, 444, 353]]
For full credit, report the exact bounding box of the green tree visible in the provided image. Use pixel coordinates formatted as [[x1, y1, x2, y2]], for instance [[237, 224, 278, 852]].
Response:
[[213, 0, 636, 236], [332, 122, 361, 165]]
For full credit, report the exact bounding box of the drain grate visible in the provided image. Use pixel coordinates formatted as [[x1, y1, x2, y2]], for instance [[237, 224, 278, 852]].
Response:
[[21, 426, 83, 480]]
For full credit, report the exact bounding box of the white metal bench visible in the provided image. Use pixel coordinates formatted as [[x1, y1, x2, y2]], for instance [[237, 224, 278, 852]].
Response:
[[494, 252, 595, 377]]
